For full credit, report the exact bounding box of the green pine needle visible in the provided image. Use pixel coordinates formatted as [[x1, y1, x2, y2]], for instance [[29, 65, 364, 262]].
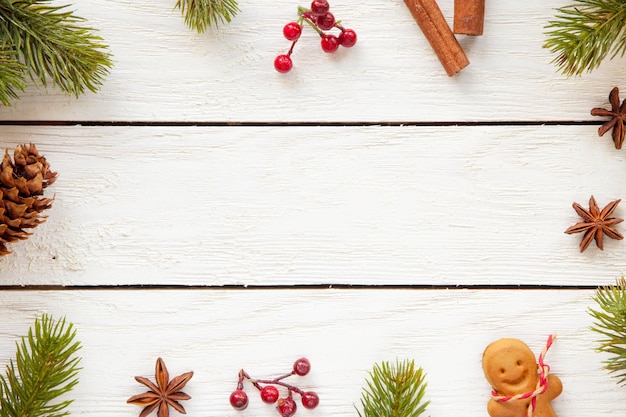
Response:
[[174, 0, 239, 33], [357, 359, 430, 417], [0, 314, 82, 417], [544, 0, 626, 76], [0, 44, 25, 106], [589, 277, 626, 385], [0, 0, 113, 105]]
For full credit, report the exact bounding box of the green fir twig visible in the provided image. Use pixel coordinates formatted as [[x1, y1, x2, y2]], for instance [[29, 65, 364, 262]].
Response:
[[544, 0, 626, 76], [174, 0, 239, 32], [0, 44, 24, 106], [0, 314, 82, 417], [356, 359, 430, 417], [0, 0, 112, 105], [589, 277, 626, 385]]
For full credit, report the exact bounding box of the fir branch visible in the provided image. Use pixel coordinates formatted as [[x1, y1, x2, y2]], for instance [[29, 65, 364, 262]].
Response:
[[544, 0, 626, 76], [357, 359, 430, 417], [589, 277, 626, 385], [0, 314, 82, 417], [0, 0, 112, 104], [0, 44, 25, 106], [174, 0, 239, 32]]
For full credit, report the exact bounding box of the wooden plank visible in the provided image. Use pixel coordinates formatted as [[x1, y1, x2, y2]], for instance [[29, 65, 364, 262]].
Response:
[[0, 289, 620, 417], [0, 0, 623, 122], [0, 125, 624, 286]]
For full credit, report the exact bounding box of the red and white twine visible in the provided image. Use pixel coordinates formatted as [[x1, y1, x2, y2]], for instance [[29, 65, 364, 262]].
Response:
[[491, 334, 556, 417]]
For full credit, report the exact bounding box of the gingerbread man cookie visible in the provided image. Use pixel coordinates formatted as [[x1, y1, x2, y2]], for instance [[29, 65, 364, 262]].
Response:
[[482, 337, 562, 417]]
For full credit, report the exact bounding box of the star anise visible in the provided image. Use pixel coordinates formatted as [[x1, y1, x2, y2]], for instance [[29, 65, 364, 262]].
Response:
[[127, 357, 193, 417], [565, 196, 623, 252], [591, 86, 626, 149]]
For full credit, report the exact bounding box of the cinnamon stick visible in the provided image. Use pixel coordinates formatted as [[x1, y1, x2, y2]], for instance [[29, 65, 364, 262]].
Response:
[[454, 0, 485, 35], [403, 0, 469, 76]]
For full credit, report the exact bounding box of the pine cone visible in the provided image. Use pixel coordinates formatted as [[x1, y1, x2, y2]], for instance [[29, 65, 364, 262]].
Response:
[[0, 144, 57, 256]]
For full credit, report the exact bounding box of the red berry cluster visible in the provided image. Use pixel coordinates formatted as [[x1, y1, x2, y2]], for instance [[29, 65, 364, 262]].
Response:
[[229, 358, 319, 417], [274, 0, 357, 73]]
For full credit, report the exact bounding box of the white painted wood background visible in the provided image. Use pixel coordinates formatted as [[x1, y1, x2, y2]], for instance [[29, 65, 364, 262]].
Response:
[[0, 0, 626, 416]]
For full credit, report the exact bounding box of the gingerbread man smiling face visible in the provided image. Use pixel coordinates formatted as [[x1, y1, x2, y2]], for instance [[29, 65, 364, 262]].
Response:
[[482, 338, 562, 417]]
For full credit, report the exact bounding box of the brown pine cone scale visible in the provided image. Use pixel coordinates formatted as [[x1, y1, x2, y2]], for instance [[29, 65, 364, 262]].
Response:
[[0, 144, 57, 256]]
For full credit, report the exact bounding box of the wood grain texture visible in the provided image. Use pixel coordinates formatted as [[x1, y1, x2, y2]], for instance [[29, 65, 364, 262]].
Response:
[[0, 0, 623, 122], [0, 289, 620, 417], [0, 124, 625, 286], [1, 2, 625, 414]]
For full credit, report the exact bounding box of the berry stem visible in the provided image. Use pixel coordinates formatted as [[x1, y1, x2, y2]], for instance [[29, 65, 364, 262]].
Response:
[[241, 369, 305, 396], [275, 371, 296, 381], [298, 12, 323, 36], [237, 370, 246, 389], [287, 40, 297, 56], [254, 379, 306, 396], [246, 378, 263, 391]]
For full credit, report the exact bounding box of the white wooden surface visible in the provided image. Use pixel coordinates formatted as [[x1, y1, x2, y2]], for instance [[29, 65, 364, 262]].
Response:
[[1, 124, 626, 286], [0, 0, 623, 122], [1, 0, 626, 416], [0, 290, 623, 417]]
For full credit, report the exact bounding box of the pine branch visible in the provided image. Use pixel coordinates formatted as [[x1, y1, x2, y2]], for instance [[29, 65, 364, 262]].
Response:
[[174, 0, 239, 32], [0, 314, 82, 417], [589, 277, 626, 385], [0, 44, 25, 106], [544, 0, 626, 76], [356, 359, 430, 417], [0, 0, 112, 105]]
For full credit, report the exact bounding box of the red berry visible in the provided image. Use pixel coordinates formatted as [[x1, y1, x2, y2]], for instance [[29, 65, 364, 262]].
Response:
[[315, 12, 335, 30], [338, 29, 357, 47], [310, 0, 329, 15], [274, 54, 293, 73], [283, 22, 302, 41], [320, 35, 339, 53], [301, 391, 319, 409], [293, 357, 311, 376], [230, 389, 249, 410], [261, 385, 280, 404], [277, 397, 297, 417]]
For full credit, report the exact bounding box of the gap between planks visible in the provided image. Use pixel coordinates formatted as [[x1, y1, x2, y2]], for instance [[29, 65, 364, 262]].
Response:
[[0, 120, 604, 127], [0, 284, 601, 291]]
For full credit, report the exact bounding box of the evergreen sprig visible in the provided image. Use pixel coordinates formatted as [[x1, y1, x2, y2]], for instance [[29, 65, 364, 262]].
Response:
[[544, 0, 626, 76], [0, 44, 24, 105], [174, 0, 239, 33], [0, 0, 112, 105], [589, 277, 626, 385], [0, 314, 82, 417], [357, 359, 430, 417]]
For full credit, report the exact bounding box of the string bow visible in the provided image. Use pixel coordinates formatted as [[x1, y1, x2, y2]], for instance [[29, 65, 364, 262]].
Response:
[[491, 334, 556, 417]]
